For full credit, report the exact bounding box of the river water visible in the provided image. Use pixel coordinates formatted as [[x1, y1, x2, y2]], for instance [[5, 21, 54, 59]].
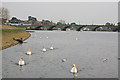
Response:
[[2, 31, 118, 78]]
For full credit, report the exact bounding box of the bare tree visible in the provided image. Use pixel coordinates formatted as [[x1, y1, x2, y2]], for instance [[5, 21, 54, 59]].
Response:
[[0, 7, 10, 24], [0, 7, 10, 19]]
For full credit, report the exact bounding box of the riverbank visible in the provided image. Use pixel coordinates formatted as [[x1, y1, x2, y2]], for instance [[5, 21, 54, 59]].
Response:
[[1, 25, 31, 50]]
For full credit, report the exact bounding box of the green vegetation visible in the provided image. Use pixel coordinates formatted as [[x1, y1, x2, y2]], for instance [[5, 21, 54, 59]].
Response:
[[45, 20, 50, 22], [42, 19, 51, 22], [11, 25, 28, 28], [57, 22, 62, 25]]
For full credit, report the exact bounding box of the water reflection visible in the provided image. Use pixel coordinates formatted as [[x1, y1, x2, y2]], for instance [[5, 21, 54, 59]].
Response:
[[20, 66, 23, 72], [42, 51, 46, 54], [73, 73, 77, 80]]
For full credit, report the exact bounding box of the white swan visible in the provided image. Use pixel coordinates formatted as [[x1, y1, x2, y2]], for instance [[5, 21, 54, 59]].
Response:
[[50, 44, 54, 50], [103, 58, 108, 62], [42, 47, 46, 52], [18, 56, 25, 66], [46, 36, 48, 39], [40, 37, 42, 38], [27, 48, 31, 55], [75, 37, 78, 40], [71, 64, 77, 74], [62, 58, 67, 62]]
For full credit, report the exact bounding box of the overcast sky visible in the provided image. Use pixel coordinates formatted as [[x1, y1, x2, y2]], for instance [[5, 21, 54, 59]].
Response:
[[2, 2, 118, 25], [118, 2, 120, 22]]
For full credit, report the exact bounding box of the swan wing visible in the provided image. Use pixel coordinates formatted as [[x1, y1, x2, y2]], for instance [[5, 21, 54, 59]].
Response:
[[18, 61, 25, 65], [22, 61, 25, 65], [29, 52, 31, 54], [18, 61, 20, 65], [70, 67, 74, 73]]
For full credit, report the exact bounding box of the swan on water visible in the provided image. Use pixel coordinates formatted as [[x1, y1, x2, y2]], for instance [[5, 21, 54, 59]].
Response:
[[42, 47, 46, 52], [50, 44, 54, 50], [62, 58, 67, 62], [18, 56, 25, 66], [40, 37, 42, 38], [27, 48, 31, 55], [75, 37, 78, 40], [103, 58, 108, 62], [46, 36, 48, 39], [71, 64, 77, 74]]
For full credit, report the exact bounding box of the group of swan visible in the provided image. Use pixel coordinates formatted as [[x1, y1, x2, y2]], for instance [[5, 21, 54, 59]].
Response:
[[18, 48, 78, 74], [70, 58, 108, 74], [18, 50, 108, 74], [18, 35, 78, 74], [18, 57, 78, 74], [18, 44, 54, 66], [18, 56, 108, 74], [18, 47, 108, 74], [18, 48, 31, 66], [26, 44, 54, 54], [18, 46, 108, 74], [18, 34, 108, 74], [43, 44, 54, 52], [18, 56, 78, 74]]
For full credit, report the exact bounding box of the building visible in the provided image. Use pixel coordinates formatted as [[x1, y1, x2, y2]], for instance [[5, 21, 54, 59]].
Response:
[[9, 17, 23, 24]]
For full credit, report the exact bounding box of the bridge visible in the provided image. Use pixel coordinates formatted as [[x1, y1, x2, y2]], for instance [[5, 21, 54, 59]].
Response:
[[26, 24, 117, 31]]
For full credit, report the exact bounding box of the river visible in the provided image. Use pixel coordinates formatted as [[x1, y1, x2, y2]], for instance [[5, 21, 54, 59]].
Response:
[[2, 31, 118, 78]]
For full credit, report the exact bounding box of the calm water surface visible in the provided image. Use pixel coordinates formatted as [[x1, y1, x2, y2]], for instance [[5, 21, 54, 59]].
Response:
[[2, 31, 118, 78]]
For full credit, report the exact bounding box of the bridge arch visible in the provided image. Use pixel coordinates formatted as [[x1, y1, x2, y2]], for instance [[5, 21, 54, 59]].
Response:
[[48, 26, 56, 30], [62, 26, 70, 31], [76, 25, 86, 31], [35, 26, 43, 30], [93, 26, 101, 31]]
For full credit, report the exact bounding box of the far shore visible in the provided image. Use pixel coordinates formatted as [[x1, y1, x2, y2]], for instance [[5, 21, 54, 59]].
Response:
[[1, 25, 31, 50]]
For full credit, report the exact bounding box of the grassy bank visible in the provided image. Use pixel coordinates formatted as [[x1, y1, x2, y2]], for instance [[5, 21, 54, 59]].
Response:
[[1, 25, 31, 50], [11, 25, 28, 28]]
